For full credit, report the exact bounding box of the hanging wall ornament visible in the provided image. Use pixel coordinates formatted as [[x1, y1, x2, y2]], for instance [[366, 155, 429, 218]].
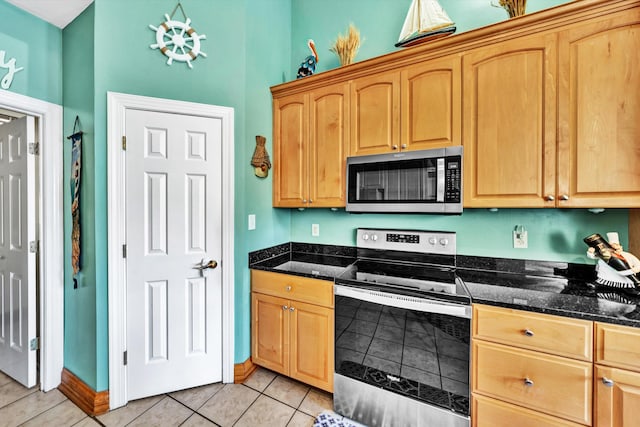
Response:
[[149, 2, 207, 69], [67, 116, 83, 288]]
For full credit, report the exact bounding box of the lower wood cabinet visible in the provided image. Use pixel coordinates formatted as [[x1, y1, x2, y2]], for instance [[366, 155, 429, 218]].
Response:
[[594, 322, 640, 426], [472, 304, 593, 426], [251, 270, 334, 392], [473, 305, 640, 427]]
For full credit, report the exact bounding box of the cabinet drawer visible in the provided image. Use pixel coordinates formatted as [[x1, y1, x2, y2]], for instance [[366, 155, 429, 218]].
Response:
[[595, 322, 640, 371], [472, 340, 592, 425], [251, 269, 333, 307], [473, 304, 592, 361], [472, 394, 585, 427]]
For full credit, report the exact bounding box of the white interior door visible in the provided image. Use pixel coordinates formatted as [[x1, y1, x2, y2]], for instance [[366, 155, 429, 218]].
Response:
[[125, 109, 223, 400], [0, 116, 37, 388]]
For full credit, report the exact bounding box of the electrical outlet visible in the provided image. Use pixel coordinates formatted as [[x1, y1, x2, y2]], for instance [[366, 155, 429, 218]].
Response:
[[311, 223, 320, 237], [513, 230, 528, 248], [248, 214, 256, 230]]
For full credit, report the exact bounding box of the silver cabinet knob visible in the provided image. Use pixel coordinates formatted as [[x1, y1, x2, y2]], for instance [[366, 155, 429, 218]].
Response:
[[602, 377, 614, 387], [560, 194, 569, 201], [302, 199, 307, 203], [309, 199, 313, 203], [285, 285, 292, 292], [392, 145, 398, 150], [401, 144, 407, 149], [545, 195, 555, 201], [523, 329, 534, 337], [524, 378, 534, 387], [282, 305, 288, 310], [289, 306, 295, 312]]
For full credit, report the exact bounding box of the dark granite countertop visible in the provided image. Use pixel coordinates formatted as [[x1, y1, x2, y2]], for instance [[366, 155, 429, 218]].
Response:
[[249, 243, 640, 328]]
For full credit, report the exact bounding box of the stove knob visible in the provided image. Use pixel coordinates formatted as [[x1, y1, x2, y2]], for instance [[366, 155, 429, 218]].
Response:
[[371, 234, 378, 241], [362, 234, 369, 241], [439, 238, 449, 246], [428, 237, 437, 245]]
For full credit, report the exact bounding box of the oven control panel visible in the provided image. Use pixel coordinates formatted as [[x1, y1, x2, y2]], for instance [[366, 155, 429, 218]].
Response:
[[357, 228, 456, 255]]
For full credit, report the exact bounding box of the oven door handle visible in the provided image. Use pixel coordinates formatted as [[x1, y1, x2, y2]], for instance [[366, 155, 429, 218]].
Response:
[[334, 284, 471, 319]]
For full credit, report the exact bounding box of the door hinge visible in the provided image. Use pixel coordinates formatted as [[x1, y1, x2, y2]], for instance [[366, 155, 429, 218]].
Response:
[[30, 337, 40, 351], [122, 136, 126, 151], [122, 244, 127, 258], [28, 142, 39, 155], [123, 351, 128, 366], [29, 240, 39, 253]]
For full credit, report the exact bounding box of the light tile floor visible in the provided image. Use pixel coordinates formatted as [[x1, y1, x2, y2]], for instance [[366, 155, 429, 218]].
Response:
[[0, 367, 333, 427]]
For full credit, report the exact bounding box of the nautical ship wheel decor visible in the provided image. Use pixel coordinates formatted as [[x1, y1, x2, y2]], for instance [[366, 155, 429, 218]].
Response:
[[149, 2, 207, 69]]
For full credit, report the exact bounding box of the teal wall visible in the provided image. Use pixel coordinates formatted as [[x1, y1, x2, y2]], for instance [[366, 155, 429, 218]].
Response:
[[291, 0, 573, 76], [62, 4, 98, 390], [289, 209, 629, 264], [0, 0, 62, 104], [74, 0, 291, 390]]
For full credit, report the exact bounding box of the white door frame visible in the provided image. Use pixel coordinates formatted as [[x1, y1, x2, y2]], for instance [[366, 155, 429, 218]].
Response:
[[0, 90, 64, 392], [107, 92, 235, 409]]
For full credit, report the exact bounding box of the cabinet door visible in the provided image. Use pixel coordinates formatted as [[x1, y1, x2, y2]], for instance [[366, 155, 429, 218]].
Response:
[[557, 10, 640, 207], [350, 71, 401, 156], [273, 93, 309, 207], [401, 55, 461, 151], [309, 83, 349, 207], [251, 293, 289, 374], [463, 35, 557, 208], [289, 300, 334, 392], [595, 365, 640, 427]]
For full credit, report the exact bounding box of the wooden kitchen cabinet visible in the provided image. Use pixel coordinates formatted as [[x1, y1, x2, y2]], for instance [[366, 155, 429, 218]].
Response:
[[557, 9, 640, 208], [350, 70, 400, 156], [350, 56, 461, 157], [472, 304, 593, 426], [594, 322, 640, 426], [463, 34, 558, 208], [272, 82, 348, 208], [401, 55, 461, 151], [251, 270, 334, 392]]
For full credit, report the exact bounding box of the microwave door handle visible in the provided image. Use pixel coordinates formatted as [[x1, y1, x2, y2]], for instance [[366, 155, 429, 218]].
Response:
[[436, 158, 445, 202]]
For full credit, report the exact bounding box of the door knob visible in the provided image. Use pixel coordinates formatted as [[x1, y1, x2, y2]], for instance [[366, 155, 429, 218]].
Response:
[[194, 258, 218, 276]]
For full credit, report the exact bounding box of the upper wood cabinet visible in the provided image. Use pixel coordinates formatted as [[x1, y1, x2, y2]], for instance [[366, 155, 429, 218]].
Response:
[[350, 70, 401, 156], [349, 56, 461, 156], [272, 82, 349, 208], [401, 55, 461, 151], [463, 34, 558, 208], [557, 8, 640, 208], [273, 92, 307, 207]]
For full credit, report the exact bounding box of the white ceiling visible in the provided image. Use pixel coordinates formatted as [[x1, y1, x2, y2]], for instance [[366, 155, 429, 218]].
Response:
[[5, 0, 94, 29]]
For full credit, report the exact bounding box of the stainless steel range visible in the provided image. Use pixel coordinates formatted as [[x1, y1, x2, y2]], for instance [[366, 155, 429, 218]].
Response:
[[334, 228, 471, 427]]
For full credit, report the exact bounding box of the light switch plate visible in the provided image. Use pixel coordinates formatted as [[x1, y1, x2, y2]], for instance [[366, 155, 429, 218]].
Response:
[[311, 223, 320, 237], [248, 214, 256, 230]]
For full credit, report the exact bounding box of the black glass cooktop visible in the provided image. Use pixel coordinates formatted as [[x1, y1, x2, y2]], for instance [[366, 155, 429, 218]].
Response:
[[337, 258, 472, 305]]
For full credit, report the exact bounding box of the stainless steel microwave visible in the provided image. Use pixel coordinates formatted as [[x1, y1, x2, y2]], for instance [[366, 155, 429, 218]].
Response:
[[346, 146, 463, 213]]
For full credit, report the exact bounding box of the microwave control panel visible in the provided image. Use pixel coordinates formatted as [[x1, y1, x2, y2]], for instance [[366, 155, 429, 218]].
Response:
[[445, 157, 461, 203]]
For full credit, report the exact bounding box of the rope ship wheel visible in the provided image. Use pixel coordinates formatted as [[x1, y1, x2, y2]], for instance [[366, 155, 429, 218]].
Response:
[[149, 13, 207, 69]]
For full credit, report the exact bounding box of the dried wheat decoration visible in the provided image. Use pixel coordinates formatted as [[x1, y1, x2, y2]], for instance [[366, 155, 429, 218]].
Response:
[[329, 24, 362, 66], [495, 0, 527, 18]]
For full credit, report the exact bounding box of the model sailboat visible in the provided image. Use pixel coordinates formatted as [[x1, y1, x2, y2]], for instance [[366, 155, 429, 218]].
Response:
[[396, 0, 456, 48]]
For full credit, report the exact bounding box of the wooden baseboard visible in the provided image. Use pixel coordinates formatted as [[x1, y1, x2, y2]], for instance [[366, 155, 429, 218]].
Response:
[[630, 209, 640, 256], [58, 368, 109, 416], [234, 358, 257, 383]]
